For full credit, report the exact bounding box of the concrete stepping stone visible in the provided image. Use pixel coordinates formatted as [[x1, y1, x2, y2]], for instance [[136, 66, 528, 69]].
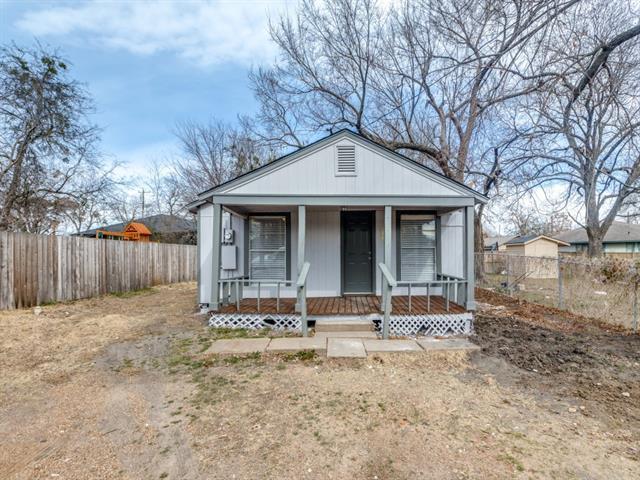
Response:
[[207, 338, 271, 354], [267, 337, 327, 353], [415, 338, 480, 352], [327, 338, 366, 358], [314, 331, 378, 339], [363, 339, 422, 353]]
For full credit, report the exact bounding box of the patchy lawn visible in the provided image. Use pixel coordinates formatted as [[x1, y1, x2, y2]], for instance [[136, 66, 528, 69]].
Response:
[[1, 283, 638, 479]]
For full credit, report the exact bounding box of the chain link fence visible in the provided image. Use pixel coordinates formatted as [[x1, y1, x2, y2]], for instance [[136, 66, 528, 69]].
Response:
[[476, 252, 639, 331]]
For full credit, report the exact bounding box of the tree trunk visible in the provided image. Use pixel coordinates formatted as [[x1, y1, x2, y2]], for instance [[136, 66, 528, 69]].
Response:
[[586, 227, 604, 257]]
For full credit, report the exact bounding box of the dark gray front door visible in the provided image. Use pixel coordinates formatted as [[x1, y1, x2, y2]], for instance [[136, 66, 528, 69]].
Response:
[[342, 211, 374, 294]]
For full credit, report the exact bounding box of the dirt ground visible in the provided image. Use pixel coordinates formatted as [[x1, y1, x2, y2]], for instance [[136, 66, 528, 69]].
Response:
[[1, 283, 639, 479]]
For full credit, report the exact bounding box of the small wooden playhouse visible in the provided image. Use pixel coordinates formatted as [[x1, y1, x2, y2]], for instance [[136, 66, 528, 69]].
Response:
[[95, 222, 152, 242]]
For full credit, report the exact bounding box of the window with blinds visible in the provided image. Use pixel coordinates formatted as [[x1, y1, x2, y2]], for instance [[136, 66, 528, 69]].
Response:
[[399, 214, 436, 282], [249, 216, 287, 280]]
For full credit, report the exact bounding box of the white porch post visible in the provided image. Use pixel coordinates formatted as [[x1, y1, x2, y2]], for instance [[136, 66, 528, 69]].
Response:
[[296, 205, 306, 312], [382, 206, 393, 338], [464, 205, 476, 310], [384, 206, 392, 270], [382, 206, 392, 303], [209, 202, 222, 311]]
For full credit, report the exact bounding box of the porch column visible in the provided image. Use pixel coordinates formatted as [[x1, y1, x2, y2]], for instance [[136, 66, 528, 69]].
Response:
[[209, 202, 222, 311], [384, 206, 392, 270], [382, 206, 392, 304], [296, 205, 306, 312], [464, 205, 476, 310]]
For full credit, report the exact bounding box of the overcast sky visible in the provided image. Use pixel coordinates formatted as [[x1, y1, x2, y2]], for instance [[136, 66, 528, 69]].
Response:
[[0, 0, 295, 176]]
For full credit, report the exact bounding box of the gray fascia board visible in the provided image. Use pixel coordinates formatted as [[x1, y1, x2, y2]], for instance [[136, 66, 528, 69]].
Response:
[[209, 194, 475, 207], [186, 198, 210, 213]]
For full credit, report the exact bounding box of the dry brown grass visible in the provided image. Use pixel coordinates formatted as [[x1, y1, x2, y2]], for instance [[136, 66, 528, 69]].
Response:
[[1, 282, 638, 479]]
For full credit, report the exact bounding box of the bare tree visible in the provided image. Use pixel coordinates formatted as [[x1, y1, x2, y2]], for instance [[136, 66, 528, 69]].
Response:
[[172, 119, 274, 204], [105, 186, 143, 225], [250, 0, 580, 251], [0, 44, 115, 233], [145, 159, 182, 216], [62, 181, 117, 233], [504, 202, 572, 236], [511, 0, 640, 255]]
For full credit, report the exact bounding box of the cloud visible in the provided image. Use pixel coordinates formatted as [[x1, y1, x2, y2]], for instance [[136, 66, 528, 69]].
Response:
[[108, 139, 178, 178], [15, 0, 291, 67]]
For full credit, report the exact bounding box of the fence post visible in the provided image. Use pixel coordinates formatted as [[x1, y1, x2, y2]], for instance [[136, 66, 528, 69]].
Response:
[[506, 254, 512, 295], [633, 284, 638, 333], [557, 256, 564, 309]]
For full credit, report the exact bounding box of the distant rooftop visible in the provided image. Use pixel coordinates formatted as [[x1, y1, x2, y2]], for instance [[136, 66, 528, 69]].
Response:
[[505, 234, 569, 246], [77, 214, 195, 237], [483, 235, 515, 248], [555, 221, 640, 244]]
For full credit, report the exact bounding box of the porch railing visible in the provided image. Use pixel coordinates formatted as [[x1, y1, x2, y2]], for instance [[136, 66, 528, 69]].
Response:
[[378, 263, 397, 339], [378, 263, 468, 339], [217, 261, 311, 335], [219, 276, 295, 313]]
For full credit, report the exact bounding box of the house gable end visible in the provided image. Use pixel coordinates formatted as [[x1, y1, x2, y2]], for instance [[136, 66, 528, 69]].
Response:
[[215, 132, 476, 198]]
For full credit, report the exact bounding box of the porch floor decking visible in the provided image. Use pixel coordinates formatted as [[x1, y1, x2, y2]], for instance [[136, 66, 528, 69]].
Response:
[[218, 295, 466, 315]]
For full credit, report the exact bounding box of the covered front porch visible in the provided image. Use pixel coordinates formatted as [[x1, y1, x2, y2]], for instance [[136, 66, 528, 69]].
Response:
[[201, 197, 476, 338]]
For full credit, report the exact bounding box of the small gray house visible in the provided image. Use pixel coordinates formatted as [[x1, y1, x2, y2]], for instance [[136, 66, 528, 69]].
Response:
[[188, 130, 487, 337]]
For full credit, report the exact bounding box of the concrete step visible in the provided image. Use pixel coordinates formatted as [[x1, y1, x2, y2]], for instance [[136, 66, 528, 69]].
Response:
[[327, 338, 367, 358], [314, 318, 375, 332], [314, 331, 378, 339]]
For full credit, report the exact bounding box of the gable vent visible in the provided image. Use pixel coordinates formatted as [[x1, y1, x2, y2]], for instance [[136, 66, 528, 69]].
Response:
[[336, 144, 357, 175]]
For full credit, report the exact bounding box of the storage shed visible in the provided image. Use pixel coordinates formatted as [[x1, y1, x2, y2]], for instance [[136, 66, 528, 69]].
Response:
[[504, 234, 570, 278]]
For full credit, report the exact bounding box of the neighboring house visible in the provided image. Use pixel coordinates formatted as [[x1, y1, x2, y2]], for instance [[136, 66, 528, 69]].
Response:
[[556, 222, 640, 257], [77, 214, 196, 244], [503, 234, 569, 279], [188, 130, 488, 338], [483, 235, 514, 252]]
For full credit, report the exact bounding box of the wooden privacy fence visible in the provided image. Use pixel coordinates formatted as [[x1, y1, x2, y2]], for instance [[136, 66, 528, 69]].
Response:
[[0, 231, 197, 310]]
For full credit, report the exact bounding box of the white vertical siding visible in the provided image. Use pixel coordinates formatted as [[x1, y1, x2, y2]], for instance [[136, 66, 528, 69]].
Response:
[[374, 208, 396, 295], [199, 203, 213, 304], [440, 209, 465, 278], [222, 138, 468, 197], [306, 209, 341, 296], [220, 211, 246, 280]]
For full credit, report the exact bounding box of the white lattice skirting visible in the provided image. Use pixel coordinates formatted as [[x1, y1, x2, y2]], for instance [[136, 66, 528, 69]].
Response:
[[209, 312, 473, 337], [209, 313, 302, 331], [378, 313, 474, 337]]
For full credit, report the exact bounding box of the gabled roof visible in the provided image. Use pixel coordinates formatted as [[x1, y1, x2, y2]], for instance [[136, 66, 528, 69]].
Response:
[[505, 234, 570, 247], [190, 129, 488, 208], [555, 221, 640, 244], [484, 235, 515, 248], [125, 222, 152, 235]]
